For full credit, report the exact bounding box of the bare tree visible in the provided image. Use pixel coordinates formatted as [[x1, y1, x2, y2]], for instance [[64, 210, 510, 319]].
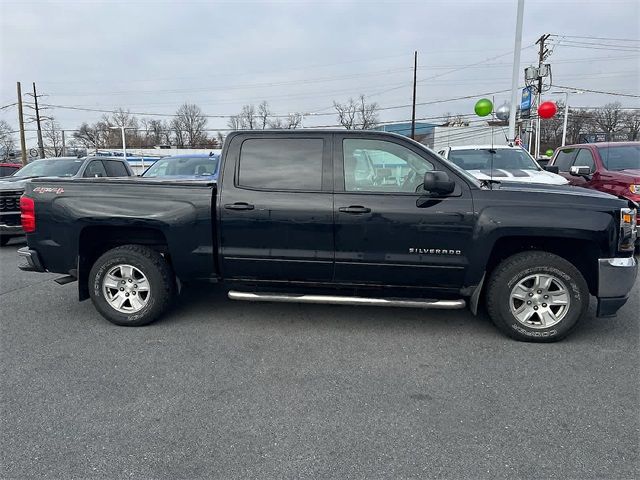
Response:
[[141, 118, 171, 146], [42, 118, 64, 156], [73, 120, 112, 150], [441, 112, 468, 127], [268, 112, 303, 129], [565, 108, 593, 144], [0, 120, 16, 159], [257, 101, 271, 129], [591, 102, 623, 137], [333, 95, 379, 129], [216, 132, 225, 146], [227, 115, 243, 130], [621, 110, 640, 141], [240, 104, 257, 129], [171, 103, 208, 147]]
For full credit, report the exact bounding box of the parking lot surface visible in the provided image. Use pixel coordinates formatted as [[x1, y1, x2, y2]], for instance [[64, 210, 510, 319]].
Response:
[[1, 239, 638, 479]]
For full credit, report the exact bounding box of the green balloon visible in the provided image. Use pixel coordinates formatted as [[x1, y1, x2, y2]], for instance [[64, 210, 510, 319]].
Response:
[[474, 98, 493, 117], [545, 149, 554, 157]]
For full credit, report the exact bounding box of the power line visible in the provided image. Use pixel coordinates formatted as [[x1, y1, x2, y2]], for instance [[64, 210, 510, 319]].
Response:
[[551, 84, 640, 98], [549, 34, 640, 43]]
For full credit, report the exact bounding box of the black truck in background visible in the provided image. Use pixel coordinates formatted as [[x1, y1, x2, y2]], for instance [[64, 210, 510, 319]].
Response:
[[18, 130, 638, 342]]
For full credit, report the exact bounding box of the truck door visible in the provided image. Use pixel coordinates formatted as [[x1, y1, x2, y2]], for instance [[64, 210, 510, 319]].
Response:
[[333, 134, 475, 291], [219, 134, 334, 282]]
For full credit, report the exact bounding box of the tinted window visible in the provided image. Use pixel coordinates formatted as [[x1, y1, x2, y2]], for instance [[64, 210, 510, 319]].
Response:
[[573, 149, 595, 172], [343, 138, 433, 193], [0, 166, 19, 176], [238, 138, 323, 191], [84, 160, 107, 178], [598, 145, 640, 171], [104, 160, 129, 177], [554, 149, 577, 172], [14, 158, 84, 177]]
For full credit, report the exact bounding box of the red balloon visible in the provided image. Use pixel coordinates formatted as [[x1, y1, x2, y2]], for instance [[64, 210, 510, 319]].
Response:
[[538, 101, 557, 119]]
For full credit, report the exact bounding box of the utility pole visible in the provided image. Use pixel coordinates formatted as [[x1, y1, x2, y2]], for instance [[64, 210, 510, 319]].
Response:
[[32, 82, 45, 158], [411, 50, 417, 140], [534, 33, 550, 158], [61, 130, 66, 157], [16, 82, 27, 165], [507, 0, 525, 143]]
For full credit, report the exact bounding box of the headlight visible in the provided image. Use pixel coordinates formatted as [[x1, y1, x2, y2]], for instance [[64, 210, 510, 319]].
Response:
[[629, 184, 640, 194], [619, 207, 637, 252]]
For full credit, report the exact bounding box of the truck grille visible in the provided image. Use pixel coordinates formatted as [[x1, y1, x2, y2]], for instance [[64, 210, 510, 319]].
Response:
[[0, 191, 22, 213]]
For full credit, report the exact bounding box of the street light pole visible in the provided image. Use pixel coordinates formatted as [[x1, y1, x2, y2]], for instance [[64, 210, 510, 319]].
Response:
[[561, 92, 569, 146], [508, 0, 525, 142]]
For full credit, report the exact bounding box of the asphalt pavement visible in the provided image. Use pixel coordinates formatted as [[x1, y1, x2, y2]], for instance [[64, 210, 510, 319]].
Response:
[[1, 238, 638, 479]]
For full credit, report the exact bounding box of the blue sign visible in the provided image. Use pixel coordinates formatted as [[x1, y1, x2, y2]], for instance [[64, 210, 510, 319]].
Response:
[[521, 87, 532, 118]]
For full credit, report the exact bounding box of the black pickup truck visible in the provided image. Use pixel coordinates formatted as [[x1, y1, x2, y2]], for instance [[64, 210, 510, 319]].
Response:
[[18, 130, 638, 341]]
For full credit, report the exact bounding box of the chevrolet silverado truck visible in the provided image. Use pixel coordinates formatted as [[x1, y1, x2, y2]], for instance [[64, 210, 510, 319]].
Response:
[[18, 130, 638, 342]]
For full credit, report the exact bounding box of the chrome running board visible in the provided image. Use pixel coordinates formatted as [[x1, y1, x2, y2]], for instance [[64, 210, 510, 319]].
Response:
[[228, 291, 466, 310]]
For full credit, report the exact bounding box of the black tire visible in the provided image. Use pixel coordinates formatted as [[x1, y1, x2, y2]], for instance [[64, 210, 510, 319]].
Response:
[[88, 244, 176, 326], [486, 251, 589, 342], [0, 236, 10, 247]]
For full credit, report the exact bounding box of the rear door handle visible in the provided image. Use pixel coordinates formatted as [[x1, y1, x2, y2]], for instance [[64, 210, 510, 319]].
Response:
[[224, 202, 255, 211], [339, 205, 371, 214]]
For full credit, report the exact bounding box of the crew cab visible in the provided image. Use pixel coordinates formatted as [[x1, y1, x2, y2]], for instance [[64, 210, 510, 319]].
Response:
[[548, 141, 640, 246], [18, 131, 638, 342], [0, 156, 133, 246]]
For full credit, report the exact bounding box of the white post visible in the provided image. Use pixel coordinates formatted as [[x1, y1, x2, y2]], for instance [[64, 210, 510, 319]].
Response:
[[508, 0, 525, 142], [120, 126, 127, 161], [561, 91, 569, 146]]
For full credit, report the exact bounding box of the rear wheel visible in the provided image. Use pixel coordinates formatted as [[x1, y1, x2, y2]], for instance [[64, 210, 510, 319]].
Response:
[[486, 251, 589, 342], [89, 245, 176, 326]]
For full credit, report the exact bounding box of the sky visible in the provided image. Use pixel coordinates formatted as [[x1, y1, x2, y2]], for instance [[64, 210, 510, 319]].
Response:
[[1, 0, 639, 146]]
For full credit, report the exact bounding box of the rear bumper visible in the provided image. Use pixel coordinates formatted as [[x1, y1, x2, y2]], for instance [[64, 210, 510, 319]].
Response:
[[17, 247, 45, 272], [596, 256, 637, 317]]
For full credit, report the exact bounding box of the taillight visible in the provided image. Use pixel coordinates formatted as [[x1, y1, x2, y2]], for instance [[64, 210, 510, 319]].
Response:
[[20, 196, 35, 233]]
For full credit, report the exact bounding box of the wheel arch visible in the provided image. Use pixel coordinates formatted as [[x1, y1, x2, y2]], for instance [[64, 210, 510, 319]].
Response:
[[78, 226, 169, 301]]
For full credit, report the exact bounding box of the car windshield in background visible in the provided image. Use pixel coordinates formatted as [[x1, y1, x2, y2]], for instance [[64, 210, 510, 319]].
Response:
[[448, 149, 540, 171], [13, 158, 84, 177], [143, 156, 218, 177], [598, 145, 640, 171]]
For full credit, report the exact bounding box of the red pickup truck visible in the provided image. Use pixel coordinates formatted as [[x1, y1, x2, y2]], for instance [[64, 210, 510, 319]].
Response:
[[548, 142, 640, 202]]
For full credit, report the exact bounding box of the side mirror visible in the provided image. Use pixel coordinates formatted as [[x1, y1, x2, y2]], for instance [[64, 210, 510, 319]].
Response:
[[544, 165, 560, 174], [570, 165, 592, 177], [424, 171, 455, 195]]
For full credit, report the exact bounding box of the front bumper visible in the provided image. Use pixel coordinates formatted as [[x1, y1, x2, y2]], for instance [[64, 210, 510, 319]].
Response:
[[17, 247, 45, 272], [0, 223, 23, 236], [596, 256, 638, 316]]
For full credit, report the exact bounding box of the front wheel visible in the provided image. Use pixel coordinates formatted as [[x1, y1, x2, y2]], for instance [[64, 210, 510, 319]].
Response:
[[89, 245, 176, 326], [486, 251, 589, 342]]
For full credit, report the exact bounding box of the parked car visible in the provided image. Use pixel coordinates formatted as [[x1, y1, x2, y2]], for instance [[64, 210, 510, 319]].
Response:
[[0, 162, 22, 177], [0, 156, 133, 246], [18, 130, 637, 342], [438, 145, 568, 185], [141, 153, 220, 180], [546, 142, 640, 246]]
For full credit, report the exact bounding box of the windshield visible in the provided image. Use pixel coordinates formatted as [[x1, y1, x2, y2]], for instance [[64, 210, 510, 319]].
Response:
[[598, 145, 640, 171], [447, 148, 540, 171], [142, 156, 219, 177], [13, 158, 84, 177]]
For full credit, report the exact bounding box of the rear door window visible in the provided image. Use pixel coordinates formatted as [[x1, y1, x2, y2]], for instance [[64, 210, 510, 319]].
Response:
[[84, 160, 107, 178], [238, 138, 324, 191], [104, 160, 130, 177]]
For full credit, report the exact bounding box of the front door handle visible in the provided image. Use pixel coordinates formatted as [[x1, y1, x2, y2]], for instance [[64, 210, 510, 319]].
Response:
[[224, 202, 255, 211], [339, 205, 371, 214]]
